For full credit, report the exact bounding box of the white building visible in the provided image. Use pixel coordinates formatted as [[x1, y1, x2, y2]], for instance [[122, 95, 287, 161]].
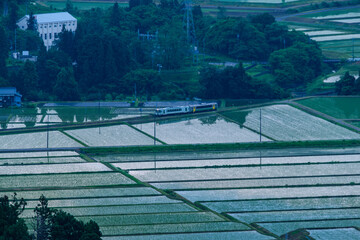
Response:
[[17, 12, 77, 50]]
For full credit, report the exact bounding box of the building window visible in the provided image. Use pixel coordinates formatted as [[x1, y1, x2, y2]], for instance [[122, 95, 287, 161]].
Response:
[[44, 25, 47, 28], [22, 26, 24, 29], [54, 24, 57, 27], [49, 33, 52, 39], [44, 34, 47, 39], [40, 34, 42, 38]]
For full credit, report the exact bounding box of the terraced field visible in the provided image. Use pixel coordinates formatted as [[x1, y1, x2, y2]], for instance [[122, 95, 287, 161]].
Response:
[[134, 115, 269, 144], [3, 101, 360, 238], [0, 150, 270, 239], [221, 104, 360, 141], [95, 147, 360, 237], [65, 125, 158, 146], [289, 7, 360, 58], [0, 131, 83, 149]]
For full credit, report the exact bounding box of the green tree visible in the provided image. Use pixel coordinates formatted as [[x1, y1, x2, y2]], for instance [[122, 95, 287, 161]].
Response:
[[16, 29, 43, 52], [18, 60, 39, 99], [34, 195, 52, 240], [335, 71, 356, 95], [158, 21, 187, 69], [0, 76, 10, 87], [120, 69, 163, 97], [38, 59, 60, 93], [199, 65, 223, 99], [217, 7, 226, 19], [269, 42, 322, 88], [50, 210, 102, 240], [199, 64, 283, 99], [5, 2, 18, 31], [53, 67, 79, 100], [27, 12, 37, 31], [0, 194, 31, 240], [109, 2, 121, 27], [250, 13, 275, 32], [205, 18, 268, 60], [50, 211, 85, 240], [66, 0, 73, 12], [32, 195, 102, 240], [0, 26, 8, 79], [57, 26, 75, 58]]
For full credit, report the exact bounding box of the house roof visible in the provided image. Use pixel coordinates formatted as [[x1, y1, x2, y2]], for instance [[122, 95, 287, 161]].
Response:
[[0, 88, 22, 97], [19, 12, 76, 24]]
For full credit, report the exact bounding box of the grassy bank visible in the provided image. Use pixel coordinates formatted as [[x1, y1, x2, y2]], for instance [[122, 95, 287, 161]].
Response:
[[81, 139, 360, 155]]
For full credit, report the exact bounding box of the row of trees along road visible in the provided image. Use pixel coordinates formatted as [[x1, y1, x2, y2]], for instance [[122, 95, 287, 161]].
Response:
[[0, 1, 324, 101], [0, 194, 102, 240]]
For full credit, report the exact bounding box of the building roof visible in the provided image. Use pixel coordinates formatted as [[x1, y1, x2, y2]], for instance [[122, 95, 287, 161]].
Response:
[[0, 88, 22, 97], [19, 12, 76, 24]]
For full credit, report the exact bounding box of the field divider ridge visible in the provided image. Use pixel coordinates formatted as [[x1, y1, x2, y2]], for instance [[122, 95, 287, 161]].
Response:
[[59, 130, 88, 147]]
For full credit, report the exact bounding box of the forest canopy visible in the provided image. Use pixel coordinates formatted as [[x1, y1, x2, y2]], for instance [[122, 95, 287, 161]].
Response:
[[0, 1, 323, 101]]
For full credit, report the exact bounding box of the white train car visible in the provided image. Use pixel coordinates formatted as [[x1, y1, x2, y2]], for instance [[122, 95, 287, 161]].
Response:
[[155, 106, 190, 116], [154, 103, 217, 116]]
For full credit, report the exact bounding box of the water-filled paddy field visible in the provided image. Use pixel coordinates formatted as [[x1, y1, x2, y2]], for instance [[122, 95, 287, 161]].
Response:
[[221, 104, 360, 141], [1, 150, 265, 239], [0, 131, 82, 149], [65, 125, 158, 146], [97, 147, 360, 237], [307, 228, 360, 240], [0, 106, 146, 129], [134, 115, 269, 144], [3, 101, 360, 237]]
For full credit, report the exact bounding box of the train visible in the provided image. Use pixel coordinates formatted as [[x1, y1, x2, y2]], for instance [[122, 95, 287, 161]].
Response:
[[154, 102, 218, 116]]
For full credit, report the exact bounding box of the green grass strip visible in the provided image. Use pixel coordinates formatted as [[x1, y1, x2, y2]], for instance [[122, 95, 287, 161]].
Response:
[[60, 130, 88, 147], [125, 123, 167, 145], [81, 139, 360, 155], [100, 161, 146, 186], [6, 114, 12, 122], [217, 112, 276, 141], [79, 153, 95, 162]]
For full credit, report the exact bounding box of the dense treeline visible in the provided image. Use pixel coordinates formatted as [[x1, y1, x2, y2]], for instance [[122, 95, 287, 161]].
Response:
[[0, 1, 324, 101], [335, 71, 360, 95], [0, 194, 102, 239], [199, 64, 287, 99]]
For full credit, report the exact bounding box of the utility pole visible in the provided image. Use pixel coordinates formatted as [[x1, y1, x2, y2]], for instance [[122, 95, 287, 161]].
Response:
[[47, 115, 49, 149], [153, 114, 156, 145], [183, 0, 198, 63], [259, 108, 262, 143], [98, 99, 101, 134], [353, 38, 355, 61], [14, 29, 17, 54]]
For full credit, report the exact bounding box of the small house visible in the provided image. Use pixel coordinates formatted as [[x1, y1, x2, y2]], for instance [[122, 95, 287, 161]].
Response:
[[0, 88, 22, 107]]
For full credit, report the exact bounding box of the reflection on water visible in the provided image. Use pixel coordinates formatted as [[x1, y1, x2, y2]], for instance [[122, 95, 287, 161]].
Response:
[[221, 110, 250, 126], [0, 106, 149, 128], [157, 114, 222, 126]]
